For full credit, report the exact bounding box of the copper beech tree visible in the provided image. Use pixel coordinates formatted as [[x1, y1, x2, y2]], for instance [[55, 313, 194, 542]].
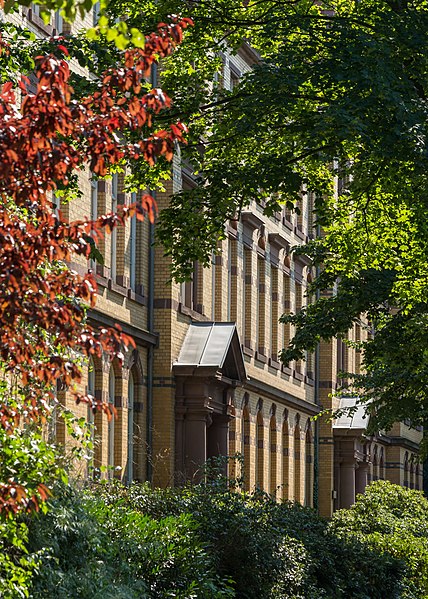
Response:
[[0, 17, 192, 515]]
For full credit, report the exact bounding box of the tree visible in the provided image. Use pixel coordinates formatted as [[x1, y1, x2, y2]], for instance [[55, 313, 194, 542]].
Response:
[[0, 16, 191, 515], [99, 0, 428, 434]]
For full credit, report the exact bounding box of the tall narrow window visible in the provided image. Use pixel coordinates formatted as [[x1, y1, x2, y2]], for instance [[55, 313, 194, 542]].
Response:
[[90, 178, 98, 271], [227, 238, 232, 320], [182, 262, 200, 312], [257, 258, 266, 355], [256, 406, 265, 490], [110, 174, 118, 282], [31, 3, 41, 16], [241, 248, 246, 341], [271, 266, 279, 361], [282, 417, 290, 500], [54, 9, 63, 32], [244, 247, 252, 348], [404, 452, 409, 487], [93, 0, 101, 25], [129, 192, 137, 292], [87, 359, 96, 475], [127, 372, 135, 484], [379, 448, 385, 481], [270, 414, 277, 497], [372, 446, 379, 481], [355, 324, 362, 373], [294, 422, 302, 502], [242, 400, 251, 491], [283, 273, 291, 350], [108, 367, 115, 475], [304, 426, 313, 507]]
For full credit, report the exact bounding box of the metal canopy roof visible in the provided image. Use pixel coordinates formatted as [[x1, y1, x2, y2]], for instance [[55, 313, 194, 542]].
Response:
[[333, 397, 368, 431], [174, 322, 246, 382]]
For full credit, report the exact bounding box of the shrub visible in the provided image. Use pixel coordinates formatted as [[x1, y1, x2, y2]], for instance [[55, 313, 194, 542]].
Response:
[[330, 480, 428, 599], [0, 517, 39, 599], [88, 477, 405, 598], [21, 477, 425, 598], [27, 484, 233, 598]]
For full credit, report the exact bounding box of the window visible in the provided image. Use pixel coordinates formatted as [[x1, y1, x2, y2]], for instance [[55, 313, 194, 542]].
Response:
[[271, 266, 279, 360], [182, 261, 200, 312], [294, 421, 302, 502], [110, 174, 118, 282], [242, 398, 251, 491], [243, 247, 252, 348], [283, 273, 291, 350], [269, 414, 277, 497], [93, 1, 101, 25], [257, 257, 266, 355], [54, 10, 63, 33], [305, 425, 313, 507], [227, 238, 232, 320], [282, 417, 290, 500], [90, 178, 98, 271], [129, 193, 137, 292], [87, 358, 96, 474], [127, 372, 135, 484], [256, 404, 265, 490], [108, 367, 115, 475], [31, 3, 41, 17]]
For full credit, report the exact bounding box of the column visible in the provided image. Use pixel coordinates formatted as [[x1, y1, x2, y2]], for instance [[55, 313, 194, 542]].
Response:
[[184, 411, 209, 482], [355, 463, 369, 497], [340, 462, 356, 508]]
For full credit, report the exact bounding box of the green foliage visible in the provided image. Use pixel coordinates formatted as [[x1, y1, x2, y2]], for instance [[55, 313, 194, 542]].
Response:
[[0, 518, 39, 599], [331, 481, 428, 598], [27, 483, 233, 598], [0, 425, 66, 512], [3, 0, 99, 23], [91, 0, 428, 429], [6, 477, 428, 598], [86, 477, 405, 598]]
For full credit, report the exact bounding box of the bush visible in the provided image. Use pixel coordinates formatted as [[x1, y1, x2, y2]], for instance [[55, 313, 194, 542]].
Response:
[[27, 484, 233, 598], [88, 477, 405, 598], [0, 517, 39, 599], [330, 480, 428, 599], [19, 476, 427, 598]]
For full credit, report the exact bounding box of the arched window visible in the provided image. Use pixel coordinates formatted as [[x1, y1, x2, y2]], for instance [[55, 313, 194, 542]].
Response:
[[256, 401, 265, 490], [380, 447, 385, 480], [269, 408, 277, 497], [87, 358, 96, 475], [108, 367, 115, 476], [127, 371, 135, 484], [404, 452, 409, 487], [304, 422, 313, 507], [294, 416, 301, 503], [242, 396, 251, 491], [282, 413, 290, 500], [372, 445, 379, 481], [416, 464, 420, 491]]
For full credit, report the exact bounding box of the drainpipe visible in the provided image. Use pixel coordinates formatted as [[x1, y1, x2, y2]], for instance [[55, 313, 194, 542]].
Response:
[[313, 223, 321, 511], [146, 63, 157, 484]]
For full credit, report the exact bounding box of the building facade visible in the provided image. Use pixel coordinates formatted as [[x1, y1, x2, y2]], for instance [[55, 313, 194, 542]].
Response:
[[13, 6, 423, 516]]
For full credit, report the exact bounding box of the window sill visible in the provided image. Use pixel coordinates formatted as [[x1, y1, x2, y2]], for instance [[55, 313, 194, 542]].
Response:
[[178, 303, 209, 322], [269, 358, 281, 370]]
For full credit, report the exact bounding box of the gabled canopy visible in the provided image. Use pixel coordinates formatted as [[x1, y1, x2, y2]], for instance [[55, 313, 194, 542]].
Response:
[[333, 397, 368, 433], [174, 322, 246, 383]]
